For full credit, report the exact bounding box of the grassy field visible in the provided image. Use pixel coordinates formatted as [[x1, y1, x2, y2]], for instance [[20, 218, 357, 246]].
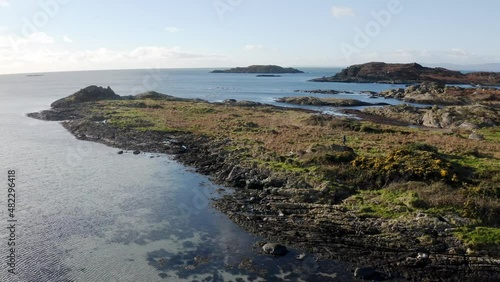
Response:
[[90, 98, 500, 248]]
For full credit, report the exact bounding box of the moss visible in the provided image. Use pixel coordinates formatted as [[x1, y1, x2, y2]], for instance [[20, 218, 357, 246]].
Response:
[[344, 189, 423, 219], [455, 227, 500, 250]]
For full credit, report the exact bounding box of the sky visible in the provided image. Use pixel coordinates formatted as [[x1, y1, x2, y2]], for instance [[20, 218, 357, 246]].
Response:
[[0, 0, 499, 74]]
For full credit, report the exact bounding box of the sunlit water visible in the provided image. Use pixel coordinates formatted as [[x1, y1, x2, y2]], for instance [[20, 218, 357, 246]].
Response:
[[0, 69, 409, 281]]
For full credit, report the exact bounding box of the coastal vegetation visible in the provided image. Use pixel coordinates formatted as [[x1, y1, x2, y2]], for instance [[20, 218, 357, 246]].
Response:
[[68, 89, 500, 228], [29, 85, 500, 279]]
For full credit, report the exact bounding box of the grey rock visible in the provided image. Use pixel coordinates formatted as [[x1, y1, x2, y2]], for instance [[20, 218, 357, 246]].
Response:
[[469, 132, 485, 140], [262, 243, 287, 256]]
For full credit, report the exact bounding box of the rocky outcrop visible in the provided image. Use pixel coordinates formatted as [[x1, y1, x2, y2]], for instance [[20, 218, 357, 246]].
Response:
[[362, 104, 426, 125], [379, 82, 500, 105], [51, 85, 122, 108], [422, 105, 499, 129], [380, 81, 457, 104], [361, 103, 499, 129], [311, 62, 500, 86], [222, 99, 263, 107], [294, 89, 344, 94], [276, 96, 388, 107], [211, 65, 304, 74]]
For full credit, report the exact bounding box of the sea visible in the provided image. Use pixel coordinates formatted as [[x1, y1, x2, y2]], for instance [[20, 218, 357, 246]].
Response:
[[0, 68, 408, 282]]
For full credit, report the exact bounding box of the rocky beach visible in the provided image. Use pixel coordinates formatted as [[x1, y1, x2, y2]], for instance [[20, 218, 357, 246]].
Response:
[[28, 83, 500, 281]]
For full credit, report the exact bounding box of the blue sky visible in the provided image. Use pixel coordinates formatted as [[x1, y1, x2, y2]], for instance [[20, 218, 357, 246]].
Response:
[[0, 0, 499, 74]]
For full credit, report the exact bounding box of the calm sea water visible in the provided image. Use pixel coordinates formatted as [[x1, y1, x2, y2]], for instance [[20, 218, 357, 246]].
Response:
[[0, 68, 405, 282]]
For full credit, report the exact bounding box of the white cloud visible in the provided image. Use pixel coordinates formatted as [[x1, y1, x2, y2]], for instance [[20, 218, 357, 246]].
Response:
[[451, 48, 468, 56], [0, 0, 9, 7], [28, 32, 55, 44], [244, 44, 264, 51], [63, 35, 73, 43], [164, 26, 180, 33], [0, 32, 226, 74], [332, 6, 355, 18]]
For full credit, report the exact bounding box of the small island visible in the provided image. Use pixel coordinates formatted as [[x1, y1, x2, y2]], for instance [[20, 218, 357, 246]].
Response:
[[28, 85, 500, 281], [211, 65, 304, 74], [256, 74, 282, 77], [311, 62, 500, 86]]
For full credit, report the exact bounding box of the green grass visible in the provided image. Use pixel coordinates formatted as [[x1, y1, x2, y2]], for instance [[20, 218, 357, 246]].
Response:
[[344, 189, 424, 219], [455, 227, 500, 250]]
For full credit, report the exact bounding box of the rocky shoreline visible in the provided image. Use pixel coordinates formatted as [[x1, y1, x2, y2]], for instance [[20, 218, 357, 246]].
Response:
[[28, 86, 500, 281], [276, 96, 389, 107], [311, 62, 500, 86]]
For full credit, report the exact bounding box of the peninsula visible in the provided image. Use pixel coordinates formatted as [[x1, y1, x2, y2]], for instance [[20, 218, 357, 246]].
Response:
[[311, 62, 500, 86], [28, 86, 500, 281], [211, 65, 304, 74]]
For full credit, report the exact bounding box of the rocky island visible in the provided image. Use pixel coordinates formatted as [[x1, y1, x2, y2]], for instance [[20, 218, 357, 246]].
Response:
[[211, 65, 304, 74], [28, 86, 500, 281], [311, 62, 500, 86]]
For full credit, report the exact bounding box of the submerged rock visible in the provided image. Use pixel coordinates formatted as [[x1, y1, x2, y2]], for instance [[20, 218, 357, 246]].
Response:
[[262, 243, 287, 256], [354, 267, 376, 279]]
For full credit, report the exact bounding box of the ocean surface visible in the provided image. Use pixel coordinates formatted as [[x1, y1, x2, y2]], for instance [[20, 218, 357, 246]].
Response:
[[0, 68, 407, 281]]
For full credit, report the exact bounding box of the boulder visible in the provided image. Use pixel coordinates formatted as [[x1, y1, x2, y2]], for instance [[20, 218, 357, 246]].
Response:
[[262, 243, 287, 256], [469, 132, 485, 140]]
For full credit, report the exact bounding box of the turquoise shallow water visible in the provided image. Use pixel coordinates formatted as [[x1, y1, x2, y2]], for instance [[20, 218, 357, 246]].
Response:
[[0, 69, 407, 281]]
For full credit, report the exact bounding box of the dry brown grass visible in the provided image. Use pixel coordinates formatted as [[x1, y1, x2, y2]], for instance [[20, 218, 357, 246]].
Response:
[[93, 99, 500, 224]]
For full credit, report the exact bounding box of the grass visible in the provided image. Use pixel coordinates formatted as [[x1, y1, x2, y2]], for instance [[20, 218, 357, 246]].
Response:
[[455, 227, 500, 251], [343, 189, 423, 219], [90, 98, 500, 228]]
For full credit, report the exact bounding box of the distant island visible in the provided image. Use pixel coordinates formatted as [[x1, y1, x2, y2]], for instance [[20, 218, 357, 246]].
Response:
[[311, 62, 500, 86], [256, 74, 282, 77], [211, 65, 304, 74]]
